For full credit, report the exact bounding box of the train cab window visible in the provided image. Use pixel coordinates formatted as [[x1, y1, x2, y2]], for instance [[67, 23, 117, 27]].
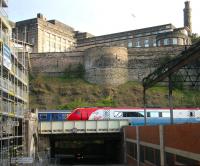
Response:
[[39, 113, 47, 120], [75, 111, 81, 115], [114, 111, 123, 118]]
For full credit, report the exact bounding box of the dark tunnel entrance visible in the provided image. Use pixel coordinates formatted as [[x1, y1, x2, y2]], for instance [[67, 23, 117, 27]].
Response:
[[50, 133, 124, 165]]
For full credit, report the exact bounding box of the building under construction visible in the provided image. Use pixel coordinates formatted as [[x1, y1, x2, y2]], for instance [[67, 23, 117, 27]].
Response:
[[0, 0, 29, 165]]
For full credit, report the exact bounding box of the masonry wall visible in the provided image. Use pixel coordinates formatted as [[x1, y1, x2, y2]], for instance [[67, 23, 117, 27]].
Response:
[[30, 51, 84, 76], [84, 47, 128, 85], [30, 46, 185, 84], [128, 46, 185, 81]]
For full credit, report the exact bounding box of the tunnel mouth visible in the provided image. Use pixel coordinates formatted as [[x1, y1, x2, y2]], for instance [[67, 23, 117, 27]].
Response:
[[50, 133, 124, 165]]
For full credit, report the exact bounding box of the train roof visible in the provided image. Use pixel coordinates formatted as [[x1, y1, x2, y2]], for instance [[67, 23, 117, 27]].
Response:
[[74, 107, 200, 110]]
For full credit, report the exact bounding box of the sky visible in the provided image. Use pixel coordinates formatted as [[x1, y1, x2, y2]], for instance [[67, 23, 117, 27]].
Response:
[[8, 0, 200, 36]]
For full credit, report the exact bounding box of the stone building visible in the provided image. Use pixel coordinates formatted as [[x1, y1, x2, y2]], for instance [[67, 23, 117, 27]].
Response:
[[76, 24, 191, 50], [12, 1, 192, 53], [76, 1, 192, 50], [12, 13, 76, 53]]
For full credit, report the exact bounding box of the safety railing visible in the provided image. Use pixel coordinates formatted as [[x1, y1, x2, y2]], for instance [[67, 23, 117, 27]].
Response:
[[0, 78, 28, 101], [39, 120, 129, 134], [0, 100, 25, 116]]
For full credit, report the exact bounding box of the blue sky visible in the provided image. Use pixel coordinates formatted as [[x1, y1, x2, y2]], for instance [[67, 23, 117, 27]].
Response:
[[8, 0, 200, 36]]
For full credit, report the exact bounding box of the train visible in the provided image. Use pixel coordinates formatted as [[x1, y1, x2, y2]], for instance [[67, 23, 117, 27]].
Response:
[[67, 107, 200, 121], [38, 110, 71, 121], [130, 117, 200, 126]]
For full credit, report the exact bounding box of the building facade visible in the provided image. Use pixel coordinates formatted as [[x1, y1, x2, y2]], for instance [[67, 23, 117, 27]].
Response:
[[76, 24, 191, 50], [0, 0, 29, 165], [12, 13, 76, 53]]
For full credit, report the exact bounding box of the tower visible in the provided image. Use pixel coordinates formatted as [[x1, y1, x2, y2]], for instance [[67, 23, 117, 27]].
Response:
[[184, 1, 192, 34]]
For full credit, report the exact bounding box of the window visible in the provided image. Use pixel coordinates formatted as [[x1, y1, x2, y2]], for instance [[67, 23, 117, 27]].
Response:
[[163, 112, 170, 117], [144, 39, 149, 47], [31, 37, 35, 44], [189, 111, 195, 117], [123, 112, 144, 117], [147, 112, 151, 117], [121, 36, 126, 40], [145, 147, 154, 163], [126, 142, 137, 159], [140, 145, 145, 162], [158, 40, 161, 46], [159, 112, 162, 117], [153, 39, 157, 47], [135, 34, 142, 37], [164, 39, 169, 45], [150, 112, 159, 117], [128, 40, 133, 48], [166, 152, 175, 166], [176, 154, 199, 165], [75, 111, 81, 115], [136, 41, 140, 47], [173, 38, 178, 45], [152, 31, 158, 35]]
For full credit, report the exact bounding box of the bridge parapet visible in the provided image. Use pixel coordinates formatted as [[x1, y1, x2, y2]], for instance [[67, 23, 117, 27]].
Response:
[[38, 120, 129, 134]]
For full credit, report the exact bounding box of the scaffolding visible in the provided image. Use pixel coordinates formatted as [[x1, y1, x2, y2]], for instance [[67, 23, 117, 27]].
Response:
[[0, 0, 29, 165]]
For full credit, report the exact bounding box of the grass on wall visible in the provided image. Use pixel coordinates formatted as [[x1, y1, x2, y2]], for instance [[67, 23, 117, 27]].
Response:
[[29, 75, 200, 110]]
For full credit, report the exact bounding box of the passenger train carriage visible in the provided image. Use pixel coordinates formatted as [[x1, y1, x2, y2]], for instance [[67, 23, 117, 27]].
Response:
[[67, 107, 200, 121], [38, 110, 71, 121]]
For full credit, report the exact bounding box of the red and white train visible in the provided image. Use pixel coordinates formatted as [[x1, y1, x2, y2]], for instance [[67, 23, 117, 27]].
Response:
[[67, 107, 200, 120]]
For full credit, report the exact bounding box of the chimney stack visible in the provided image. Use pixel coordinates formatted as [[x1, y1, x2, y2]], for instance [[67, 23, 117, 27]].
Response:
[[184, 1, 192, 35]]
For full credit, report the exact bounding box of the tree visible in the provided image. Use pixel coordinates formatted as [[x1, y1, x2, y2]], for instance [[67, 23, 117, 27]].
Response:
[[191, 33, 200, 44]]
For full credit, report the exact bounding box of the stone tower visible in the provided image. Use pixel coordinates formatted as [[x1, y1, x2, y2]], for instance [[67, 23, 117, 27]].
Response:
[[184, 1, 192, 34], [84, 47, 128, 86]]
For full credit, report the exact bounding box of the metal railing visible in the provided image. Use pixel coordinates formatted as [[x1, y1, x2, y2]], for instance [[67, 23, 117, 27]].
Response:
[[0, 78, 28, 101], [0, 100, 25, 116], [39, 120, 129, 134]]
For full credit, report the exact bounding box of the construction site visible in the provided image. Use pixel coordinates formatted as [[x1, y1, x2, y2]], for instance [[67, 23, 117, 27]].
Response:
[[0, 0, 29, 165]]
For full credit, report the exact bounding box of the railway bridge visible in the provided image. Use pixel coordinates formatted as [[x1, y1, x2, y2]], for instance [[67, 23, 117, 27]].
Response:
[[37, 120, 129, 165]]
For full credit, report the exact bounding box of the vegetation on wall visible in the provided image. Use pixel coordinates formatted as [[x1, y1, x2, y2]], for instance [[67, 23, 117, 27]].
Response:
[[64, 63, 85, 79], [29, 75, 200, 110]]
